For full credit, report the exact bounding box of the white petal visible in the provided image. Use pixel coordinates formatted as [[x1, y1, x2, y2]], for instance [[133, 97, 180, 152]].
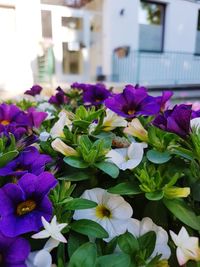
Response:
[[81, 188, 105, 204], [139, 217, 154, 236], [31, 230, 50, 239], [73, 207, 96, 221], [42, 216, 51, 233], [190, 117, 200, 131], [177, 247, 188, 265], [106, 149, 126, 168], [51, 231, 67, 243], [106, 195, 133, 219], [169, 230, 179, 246], [126, 218, 140, 238], [26, 250, 52, 267]]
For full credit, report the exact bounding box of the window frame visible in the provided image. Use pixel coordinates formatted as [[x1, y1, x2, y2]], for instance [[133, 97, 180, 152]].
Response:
[[139, 0, 166, 53], [195, 9, 200, 56]]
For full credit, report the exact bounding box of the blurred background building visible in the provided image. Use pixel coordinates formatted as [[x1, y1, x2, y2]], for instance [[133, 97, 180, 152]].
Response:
[[1, 0, 200, 97]]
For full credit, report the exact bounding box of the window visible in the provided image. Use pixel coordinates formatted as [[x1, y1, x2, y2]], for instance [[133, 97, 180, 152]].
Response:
[[139, 1, 165, 52], [195, 10, 200, 54]]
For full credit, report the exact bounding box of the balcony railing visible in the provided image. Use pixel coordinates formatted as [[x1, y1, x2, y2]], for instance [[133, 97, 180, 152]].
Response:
[[112, 51, 200, 86]]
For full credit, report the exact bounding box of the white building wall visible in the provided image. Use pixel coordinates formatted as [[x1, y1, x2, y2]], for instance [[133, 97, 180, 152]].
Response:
[[102, 0, 139, 79], [164, 0, 199, 52]]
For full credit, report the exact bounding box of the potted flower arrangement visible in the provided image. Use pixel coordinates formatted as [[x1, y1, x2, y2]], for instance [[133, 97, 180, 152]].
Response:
[[0, 83, 200, 267]]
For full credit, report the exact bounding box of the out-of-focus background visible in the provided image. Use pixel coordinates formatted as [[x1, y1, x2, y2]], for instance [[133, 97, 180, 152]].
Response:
[[1, 0, 200, 101]]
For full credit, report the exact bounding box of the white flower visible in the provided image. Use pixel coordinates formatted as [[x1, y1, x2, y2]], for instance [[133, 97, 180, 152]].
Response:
[[73, 188, 133, 242], [127, 217, 171, 260], [50, 111, 72, 138], [103, 109, 128, 131], [190, 117, 200, 132], [124, 118, 148, 142], [26, 250, 52, 267], [106, 141, 147, 170], [170, 227, 200, 265], [51, 138, 78, 156], [37, 102, 56, 120], [32, 216, 67, 244]]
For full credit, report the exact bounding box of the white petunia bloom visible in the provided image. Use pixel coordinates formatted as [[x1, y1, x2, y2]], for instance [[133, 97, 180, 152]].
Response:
[[39, 131, 50, 142], [50, 110, 72, 138], [73, 188, 133, 242], [127, 217, 171, 260], [32, 216, 67, 244], [103, 109, 128, 131], [170, 227, 200, 265], [106, 141, 147, 170]]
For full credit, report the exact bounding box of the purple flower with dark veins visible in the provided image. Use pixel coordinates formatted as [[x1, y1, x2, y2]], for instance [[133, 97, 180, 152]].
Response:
[[0, 232, 30, 267], [105, 85, 160, 118], [49, 87, 68, 105], [24, 85, 43, 96], [83, 83, 112, 106], [0, 146, 52, 177], [0, 172, 57, 237], [152, 104, 192, 137]]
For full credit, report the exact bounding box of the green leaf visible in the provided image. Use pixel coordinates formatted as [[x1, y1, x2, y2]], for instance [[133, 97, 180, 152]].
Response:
[[63, 156, 89, 169], [145, 191, 164, 201], [118, 231, 139, 254], [0, 150, 19, 168], [70, 219, 109, 238], [146, 150, 172, 164], [95, 253, 131, 267], [58, 171, 91, 181], [94, 161, 119, 178], [68, 242, 97, 267], [65, 198, 97, 210], [68, 232, 89, 258], [163, 198, 200, 230], [138, 231, 156, 260], [108, 182, 142, 195]]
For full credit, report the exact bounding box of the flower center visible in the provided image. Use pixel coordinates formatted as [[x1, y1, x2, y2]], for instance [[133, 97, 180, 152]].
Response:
[[16, 200, 36, 216], [95, 205, 112, 219], [127, 110, 135, 115], [0, 120, 10, 126]]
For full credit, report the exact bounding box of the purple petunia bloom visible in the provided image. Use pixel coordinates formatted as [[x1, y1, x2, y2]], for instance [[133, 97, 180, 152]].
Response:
[[24, 85, 43, 96], [0, 172, 57, 237], [27, 107, 47, 128], [105, 85, 160, 118], [0, 231, 30, 267], [83, 83, 112, 106], [71, 82, 90, 92], [152, 104, 192, 137], [49, 87, 68, 105], [0, 146, 52, 177], [156, 90, 173, 112]]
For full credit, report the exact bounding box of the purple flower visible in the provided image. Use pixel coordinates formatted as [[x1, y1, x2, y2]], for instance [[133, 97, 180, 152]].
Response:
[[156, 91, 173, 112], [105, 85, 160, 118], [0, 146, 52, 177], [49, 87, 68, 105], [0, 232, 30, 267], [24, 85, 43, 96], [0, 172, 57, 237], [71, 82, 90, 92], [152, 104, 192, 137], [0, 104, 29, 139], [83, 83, 112, 106], [27, 107, 47, 128]]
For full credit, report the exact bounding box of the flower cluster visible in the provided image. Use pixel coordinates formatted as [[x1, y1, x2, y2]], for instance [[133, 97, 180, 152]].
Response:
[[0, 83, 200, 266]]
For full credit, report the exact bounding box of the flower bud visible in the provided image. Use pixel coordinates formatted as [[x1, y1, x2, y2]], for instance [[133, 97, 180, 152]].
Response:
[[51, 138, 78, 156], [124, 118, 148, 142]]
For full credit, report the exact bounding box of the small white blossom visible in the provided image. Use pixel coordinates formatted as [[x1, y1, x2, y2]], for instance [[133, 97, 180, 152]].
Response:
[[170, 227, 200, 265], [50, 111, 72, 138], [106, 141, 147, 170], [103, 109, 127, 131], [32, 216, 67, 243], [73, 188, 133, 242]]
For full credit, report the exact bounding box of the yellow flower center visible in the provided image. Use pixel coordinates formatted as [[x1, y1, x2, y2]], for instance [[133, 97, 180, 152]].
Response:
[[16, 200, 36, 216], [1, 120, 10, 126], [127, 110, 135, 115], [95, 205, 112, 219]]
